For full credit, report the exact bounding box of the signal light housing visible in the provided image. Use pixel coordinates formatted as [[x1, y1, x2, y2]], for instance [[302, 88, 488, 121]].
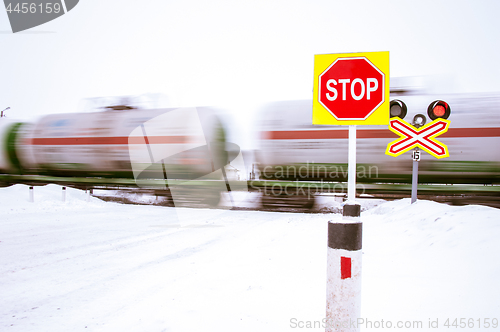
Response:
[[390, 99, 407, 119], [412, 114, 427, 128], [427, 100, 451, 120]]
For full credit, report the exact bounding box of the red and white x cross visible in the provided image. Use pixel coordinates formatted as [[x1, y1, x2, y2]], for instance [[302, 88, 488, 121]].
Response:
[[385, 118, 450, 159]]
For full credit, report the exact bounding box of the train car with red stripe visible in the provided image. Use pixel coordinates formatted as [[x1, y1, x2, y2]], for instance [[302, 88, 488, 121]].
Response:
[[256, 93, 500, 184], [0, 106, 228, 181]]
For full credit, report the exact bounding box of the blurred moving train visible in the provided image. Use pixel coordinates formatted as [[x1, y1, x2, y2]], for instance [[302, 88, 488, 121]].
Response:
[[256, 93, 500, 185], [0, 105, 229, 181], [0, 89, 499, 208]]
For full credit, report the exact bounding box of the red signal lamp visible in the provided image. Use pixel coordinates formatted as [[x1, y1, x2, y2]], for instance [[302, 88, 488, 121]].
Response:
[[427, 100, 451, 120]]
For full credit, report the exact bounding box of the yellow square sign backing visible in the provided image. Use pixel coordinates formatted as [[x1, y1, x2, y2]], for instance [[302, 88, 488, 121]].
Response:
[[313, 51, 389, 125]]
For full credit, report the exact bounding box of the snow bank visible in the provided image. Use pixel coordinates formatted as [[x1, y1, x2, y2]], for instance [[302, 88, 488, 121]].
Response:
[[362, 199, 500, 325], [0, 185, 499, 331], [0, 184, 104, 212]]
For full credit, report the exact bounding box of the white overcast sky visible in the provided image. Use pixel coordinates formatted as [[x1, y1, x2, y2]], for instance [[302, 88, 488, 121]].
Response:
[[1, 0, 500, 126]]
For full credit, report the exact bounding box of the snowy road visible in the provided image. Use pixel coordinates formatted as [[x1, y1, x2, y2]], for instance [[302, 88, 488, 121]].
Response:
[[1, 184, 499, 331]]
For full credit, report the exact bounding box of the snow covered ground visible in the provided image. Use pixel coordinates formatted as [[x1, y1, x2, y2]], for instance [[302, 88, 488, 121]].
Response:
[[1, 184, 499, 331]]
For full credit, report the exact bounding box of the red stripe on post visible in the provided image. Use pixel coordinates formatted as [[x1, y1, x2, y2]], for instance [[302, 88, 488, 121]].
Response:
[[341, 256, 351, 279]]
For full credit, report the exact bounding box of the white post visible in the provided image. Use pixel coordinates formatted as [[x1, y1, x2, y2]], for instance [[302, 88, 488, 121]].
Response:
[[326, 125, 362, 331], [326, 206, 362, 332], [29, 186, 34, 202], [347, 125, 357, 202], [62, 187, 66, 202]]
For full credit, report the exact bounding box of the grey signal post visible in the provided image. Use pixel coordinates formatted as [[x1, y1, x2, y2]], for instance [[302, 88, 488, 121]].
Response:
[[411, 148, 420, 204]]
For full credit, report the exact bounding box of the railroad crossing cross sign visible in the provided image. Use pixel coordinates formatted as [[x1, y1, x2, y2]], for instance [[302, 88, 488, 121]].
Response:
[[313, 51, 389, 125], [385, 118, 451, 159]]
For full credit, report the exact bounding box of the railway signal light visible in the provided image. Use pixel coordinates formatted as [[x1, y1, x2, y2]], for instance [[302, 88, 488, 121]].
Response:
[[389, 99, 407, 119], [412, 114, 427, 128], [386, 98, 451, 205], [427, 100, 451, 120]]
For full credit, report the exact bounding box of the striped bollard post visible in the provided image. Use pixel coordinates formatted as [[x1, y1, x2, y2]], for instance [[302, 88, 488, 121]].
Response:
[[326, 203, 362, 332], [86, 188, 92, 202]]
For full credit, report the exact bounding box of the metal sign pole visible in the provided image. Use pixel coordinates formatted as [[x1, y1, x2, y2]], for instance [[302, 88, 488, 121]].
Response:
[[347, 125, 356, 202], [411, 148, 420, 204]]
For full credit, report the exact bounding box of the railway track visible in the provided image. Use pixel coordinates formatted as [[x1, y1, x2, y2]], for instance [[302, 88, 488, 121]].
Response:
[[1, 174, 499, 210]]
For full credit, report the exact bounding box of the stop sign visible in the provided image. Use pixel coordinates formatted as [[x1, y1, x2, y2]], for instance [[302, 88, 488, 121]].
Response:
[[318, 57, 385, 120]]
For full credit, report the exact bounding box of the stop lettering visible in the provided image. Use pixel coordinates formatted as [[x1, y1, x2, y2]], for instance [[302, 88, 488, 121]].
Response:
[[318, 57, 385, 120]]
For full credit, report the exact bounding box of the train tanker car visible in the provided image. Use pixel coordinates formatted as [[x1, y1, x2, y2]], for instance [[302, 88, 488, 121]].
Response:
[[0, 106, 231, 196], [256, 93, 500, 185]]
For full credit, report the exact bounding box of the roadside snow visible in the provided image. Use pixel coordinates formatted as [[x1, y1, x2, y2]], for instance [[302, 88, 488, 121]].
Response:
[[0, 184, 499, 331]]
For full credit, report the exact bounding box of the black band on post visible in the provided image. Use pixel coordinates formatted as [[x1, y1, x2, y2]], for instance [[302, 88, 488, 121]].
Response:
[[343, 204, 361, 217], [328, 222, 362, 251]]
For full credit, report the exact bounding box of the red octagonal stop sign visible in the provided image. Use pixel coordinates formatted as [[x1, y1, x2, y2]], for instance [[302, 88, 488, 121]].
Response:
[[318, 57, 385, 120]]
